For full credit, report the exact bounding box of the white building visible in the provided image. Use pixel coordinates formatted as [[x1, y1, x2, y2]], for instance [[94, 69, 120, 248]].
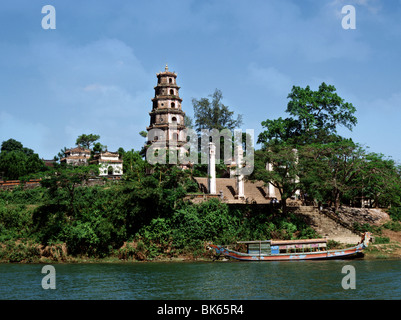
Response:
[[91, 151, 123, 176], [60, 147, 91, 166]]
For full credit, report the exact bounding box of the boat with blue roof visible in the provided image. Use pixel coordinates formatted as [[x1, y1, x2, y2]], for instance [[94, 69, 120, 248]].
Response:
[[208, 232, 371, 261]]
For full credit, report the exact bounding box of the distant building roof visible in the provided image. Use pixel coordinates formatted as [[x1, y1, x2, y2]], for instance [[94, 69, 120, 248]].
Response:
[[66, 146, 91, 154], [90, 151, 123, 164], [61, 156, 89, 160], [43, 159, 56, 167]]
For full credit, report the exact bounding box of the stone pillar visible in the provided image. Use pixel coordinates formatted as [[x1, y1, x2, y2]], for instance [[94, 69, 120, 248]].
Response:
[[265, 162, 276, 198], [208, 142, 216, 194], [235, 145, 245, 198], [293, 148, 300, 199], [229, 160, 236, 178]]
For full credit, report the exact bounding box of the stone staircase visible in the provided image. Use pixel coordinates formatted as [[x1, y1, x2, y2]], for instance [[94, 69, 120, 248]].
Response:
[[290, 206, 362, 244], [192, 177, 274, 204]]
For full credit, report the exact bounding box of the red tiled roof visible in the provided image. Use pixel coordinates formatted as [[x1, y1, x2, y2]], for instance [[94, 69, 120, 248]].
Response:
[[66, 146, 91, 153]]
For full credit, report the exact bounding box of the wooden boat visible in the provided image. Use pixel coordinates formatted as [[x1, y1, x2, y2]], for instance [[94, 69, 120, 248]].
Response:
[[208, 232, 371, 261]]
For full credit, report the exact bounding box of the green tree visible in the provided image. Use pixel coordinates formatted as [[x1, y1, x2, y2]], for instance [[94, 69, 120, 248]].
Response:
[[286, 82, 357, 141], [184, 115, 194, 129], [92, 142, 106, 154], [258, 117, 301, 146], [1, 138, 34, 156], [123, 164, 188, 236], [40, 165, 99, 213], [76, 134, 100, 150], [56, 147, 68, 161], [191, 89, 244, 173], [251, 146, 300, 214], [0, 139, 46, 180], [258, 83, 357, 147], [192, 89, 243, 132], [350, 152, 401, 208], [256, 83, 359, 210], [121, 149, 148, 181], [0, 151, 28, 180], [300, 138, 364, 210]]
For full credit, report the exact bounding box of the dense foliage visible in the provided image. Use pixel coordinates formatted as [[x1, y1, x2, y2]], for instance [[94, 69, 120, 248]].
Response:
[[253, 83, 401, 212], [192, 89, 243, 133], [0, 139, 47, 180], [0, 159, 319, 261]]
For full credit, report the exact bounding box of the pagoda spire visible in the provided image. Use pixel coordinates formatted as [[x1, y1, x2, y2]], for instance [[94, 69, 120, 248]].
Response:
[[146, 65, 186, 155]]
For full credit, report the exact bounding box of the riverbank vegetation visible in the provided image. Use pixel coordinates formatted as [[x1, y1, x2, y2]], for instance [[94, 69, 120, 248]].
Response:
[[1, 160, 401, 263], [0, 163, 319, 263], [1, 84, 401, 262]]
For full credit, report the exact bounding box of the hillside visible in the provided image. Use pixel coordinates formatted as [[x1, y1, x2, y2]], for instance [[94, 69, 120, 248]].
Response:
[[291, 205, 401, 258]]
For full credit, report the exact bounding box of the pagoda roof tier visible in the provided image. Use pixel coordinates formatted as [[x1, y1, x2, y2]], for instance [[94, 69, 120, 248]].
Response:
[[146, 140, 188, 147], [149, 109, 185, 116], [156, 71, 177, 77], [167, 142, 187, 148], [154, 84, 180, 89], [152, 95, 182, 102], [146, 123, 186, 130], [156, 64, 177, 76]]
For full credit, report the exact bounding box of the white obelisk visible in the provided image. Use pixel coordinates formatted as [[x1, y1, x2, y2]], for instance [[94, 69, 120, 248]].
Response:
[[235, 145, 245, 198], [208, 142, 216, 194]]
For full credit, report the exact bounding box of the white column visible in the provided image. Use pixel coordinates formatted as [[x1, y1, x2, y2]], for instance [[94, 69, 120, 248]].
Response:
[[235, 145, 245, 198], [265, 162, 276, 198], [208, 142, 216, 194], [293, 148, 300, 198], [229, 160, 236, 178]]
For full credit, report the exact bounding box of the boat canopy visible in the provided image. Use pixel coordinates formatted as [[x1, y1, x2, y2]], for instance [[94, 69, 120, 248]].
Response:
[[237, 240, 271, 244], [236, 238, 328, 255], [271, 238, 327, 254], [237, 240, 271, 255], [271, 238, 327, 246]]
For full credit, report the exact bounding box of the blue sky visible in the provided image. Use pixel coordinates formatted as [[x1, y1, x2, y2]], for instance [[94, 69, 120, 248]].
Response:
[[1, 0, 401, 162]]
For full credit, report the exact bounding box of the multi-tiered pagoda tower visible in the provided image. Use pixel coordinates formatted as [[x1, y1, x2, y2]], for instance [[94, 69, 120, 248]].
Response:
[[146, 65, 187, 160]]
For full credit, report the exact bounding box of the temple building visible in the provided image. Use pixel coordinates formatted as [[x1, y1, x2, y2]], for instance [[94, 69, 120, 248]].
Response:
[[61, 146, 123, 177], [90, 151, 123, 176], [60, 146, 91, 166], [146, 64, 187, 162]]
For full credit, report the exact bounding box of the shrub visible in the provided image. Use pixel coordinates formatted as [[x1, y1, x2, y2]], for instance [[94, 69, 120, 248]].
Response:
[[0, 187, 45, 205], [171, 199, 242, 250], [327, 239, 340, 249], [0, 241, 41, 263], [352, 222, 380, 234], [0, 201, 34, 241], [374, 236, 390, 244], [383, 220, 401, 232], [388, 207, 401, 222]]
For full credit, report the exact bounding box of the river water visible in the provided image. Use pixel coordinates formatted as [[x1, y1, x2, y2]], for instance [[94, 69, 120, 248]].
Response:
[[0, 259, 400, 300]]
